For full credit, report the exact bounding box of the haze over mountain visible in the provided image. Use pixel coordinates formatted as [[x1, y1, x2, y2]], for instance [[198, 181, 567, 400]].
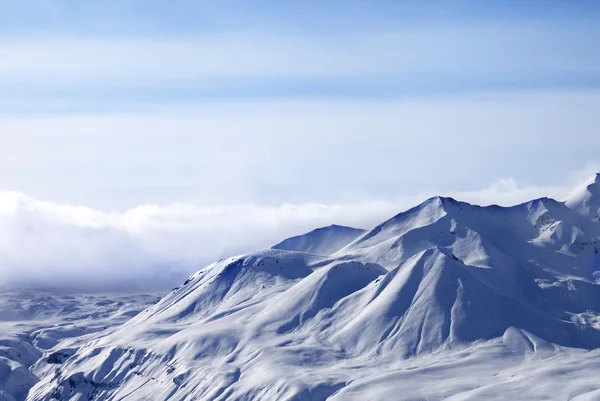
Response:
[[17, 174, 600, 401]]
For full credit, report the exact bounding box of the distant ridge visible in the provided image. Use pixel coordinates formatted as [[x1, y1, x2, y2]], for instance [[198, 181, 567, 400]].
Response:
[[272, 224, 366, 255]]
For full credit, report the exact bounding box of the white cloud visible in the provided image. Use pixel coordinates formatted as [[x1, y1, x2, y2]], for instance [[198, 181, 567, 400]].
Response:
[[0, 173, 586, 291]]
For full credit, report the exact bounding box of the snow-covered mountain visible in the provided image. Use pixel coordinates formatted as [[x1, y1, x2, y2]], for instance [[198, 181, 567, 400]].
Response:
[[22, 175, 600, 400], [272, 224, 366, 255]]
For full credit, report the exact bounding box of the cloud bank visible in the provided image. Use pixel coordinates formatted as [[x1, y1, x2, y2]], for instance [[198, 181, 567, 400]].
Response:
[[0, 176, 582, 292]]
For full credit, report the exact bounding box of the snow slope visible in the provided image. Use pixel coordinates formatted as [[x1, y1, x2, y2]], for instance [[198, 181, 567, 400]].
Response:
[[272, 225, 366, 255], [23, 174, 600, 400]]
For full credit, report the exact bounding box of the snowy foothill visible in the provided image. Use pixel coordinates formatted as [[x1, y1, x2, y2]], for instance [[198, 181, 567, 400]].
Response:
[[1, 174, 600, 400], [0, 291, 159, 401]]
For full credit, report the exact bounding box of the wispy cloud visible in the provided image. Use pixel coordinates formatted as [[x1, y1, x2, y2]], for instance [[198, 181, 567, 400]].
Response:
[[1, 19, 599, 106], [1, 26, 595, 79]]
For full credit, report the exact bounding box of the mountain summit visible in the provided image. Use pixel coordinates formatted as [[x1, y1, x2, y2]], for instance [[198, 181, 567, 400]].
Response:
[[565, 173, 600, 221]]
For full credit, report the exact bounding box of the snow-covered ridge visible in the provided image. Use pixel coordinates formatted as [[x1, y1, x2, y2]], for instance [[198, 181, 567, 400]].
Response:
[[17, 174, 600, 400], [271, 224, 366, 255]]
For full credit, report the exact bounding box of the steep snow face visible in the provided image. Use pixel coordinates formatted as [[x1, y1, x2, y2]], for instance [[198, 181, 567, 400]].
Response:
[[272, 224, 366, 255], [565, 173, 600, 221], [329, 248, 600, 358], [26, 175, 600, 401]]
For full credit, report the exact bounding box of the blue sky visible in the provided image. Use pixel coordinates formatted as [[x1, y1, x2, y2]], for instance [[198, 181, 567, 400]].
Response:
[[2, 1, 600, 111], [1, 1, 600, 208]]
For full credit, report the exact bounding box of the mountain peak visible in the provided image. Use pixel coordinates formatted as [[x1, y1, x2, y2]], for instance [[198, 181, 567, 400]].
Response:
[[564, 173, 600, 220], [424, 195, 466, 211], [424, 195, 457, 203], [577, 173, 600, 190]]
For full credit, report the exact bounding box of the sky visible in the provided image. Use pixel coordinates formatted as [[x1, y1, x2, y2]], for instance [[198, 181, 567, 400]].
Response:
[[1, 1, 600, 290]]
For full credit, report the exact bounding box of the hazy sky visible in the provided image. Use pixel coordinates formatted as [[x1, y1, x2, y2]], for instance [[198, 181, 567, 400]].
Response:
[[2, 1, 600, 208], [1, 1, 599, 289]]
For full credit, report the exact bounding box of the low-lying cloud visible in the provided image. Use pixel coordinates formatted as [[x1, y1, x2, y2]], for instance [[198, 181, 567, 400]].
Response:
[[0, 176, 580, 292]]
